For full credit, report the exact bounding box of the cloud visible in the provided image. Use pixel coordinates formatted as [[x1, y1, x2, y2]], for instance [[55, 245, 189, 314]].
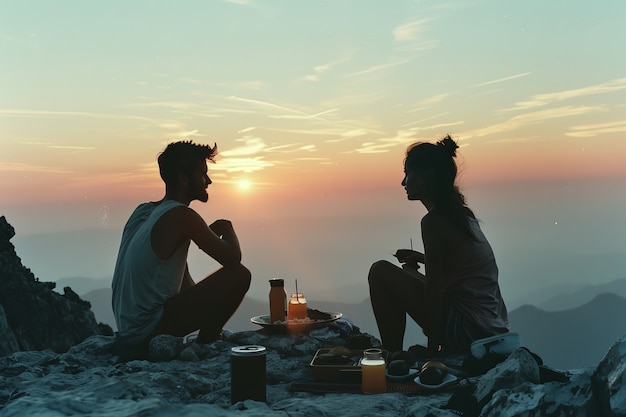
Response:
[[466, 106, 601, 138], [302, 57, 351, 82], [0, 161, 75, 174], [227, 96, 306, 116], [0, 108, 152, 122], [503, 78, 626, 112], [47, 145, 95, 152], [268, 108, 337, 120], [354, 129, 419, 154], [228, 96, 336, 121], [220, 0, 254, 5], [472, 72, 531, 88], [17, 141, 95, 153], [217, 80, 265, 90], [566, 120, 626, 138], [391, 18, 438, 52], [421, 93, 452, 106], [349, 59, 412, 76], [402, 112, 449, 125], [122, 101, 201, 111], [220, 137, 267, 157], [212, 157, 274, 173], [392, 19, 431, 42]]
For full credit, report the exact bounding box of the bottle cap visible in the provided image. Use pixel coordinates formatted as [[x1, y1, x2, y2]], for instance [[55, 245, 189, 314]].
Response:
[[269, 278, 284, 287], [231, 345, 266, 356]]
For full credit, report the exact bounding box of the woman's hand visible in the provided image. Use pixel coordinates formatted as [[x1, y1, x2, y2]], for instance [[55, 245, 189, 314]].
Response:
[[393, 249, 424, 269]]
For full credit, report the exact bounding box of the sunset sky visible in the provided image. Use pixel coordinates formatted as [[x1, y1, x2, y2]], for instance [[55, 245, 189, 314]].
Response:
[[2, 1, 626, 312]]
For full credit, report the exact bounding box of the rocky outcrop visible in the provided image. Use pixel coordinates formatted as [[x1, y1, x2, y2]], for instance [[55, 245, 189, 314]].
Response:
[[0, 216, 112, 357], [1, 329, 626, 416]]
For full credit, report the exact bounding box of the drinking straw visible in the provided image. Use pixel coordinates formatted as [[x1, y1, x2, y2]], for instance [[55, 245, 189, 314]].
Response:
[[410, 238, 413, 251], [295, 279, 299, 301]]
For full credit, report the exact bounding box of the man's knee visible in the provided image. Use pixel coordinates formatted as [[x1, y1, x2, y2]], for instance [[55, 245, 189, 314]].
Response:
[[230, 264, 251, 292]]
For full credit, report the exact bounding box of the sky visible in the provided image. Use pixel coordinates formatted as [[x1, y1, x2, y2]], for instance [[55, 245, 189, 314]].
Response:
[[2, 0, 626, 316]]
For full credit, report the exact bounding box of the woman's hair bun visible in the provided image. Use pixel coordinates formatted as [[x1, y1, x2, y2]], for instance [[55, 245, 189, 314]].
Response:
[[436, 134, 459, 157]]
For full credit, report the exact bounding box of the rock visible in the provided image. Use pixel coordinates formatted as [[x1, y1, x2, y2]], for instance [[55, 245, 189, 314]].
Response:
[[474, 347, 541, 404], [592, 335, 626, 417], [0, 305, 19, 356], [0, 216, 112, 356], [149, 334, 186, 362]]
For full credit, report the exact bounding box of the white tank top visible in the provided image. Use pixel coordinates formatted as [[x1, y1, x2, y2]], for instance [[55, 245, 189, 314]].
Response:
[[111, 200, 189, 343]]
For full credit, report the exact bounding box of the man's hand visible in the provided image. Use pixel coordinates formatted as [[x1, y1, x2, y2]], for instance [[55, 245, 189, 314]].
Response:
[[209, 219, 233, 237]]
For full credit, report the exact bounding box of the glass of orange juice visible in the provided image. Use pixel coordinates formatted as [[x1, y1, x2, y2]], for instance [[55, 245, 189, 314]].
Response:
[[287, 292, 307, 320], [361, 348, 386, 394]]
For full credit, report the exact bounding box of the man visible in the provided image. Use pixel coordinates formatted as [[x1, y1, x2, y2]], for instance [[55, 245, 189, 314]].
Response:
[[112, 140, 250, 359]]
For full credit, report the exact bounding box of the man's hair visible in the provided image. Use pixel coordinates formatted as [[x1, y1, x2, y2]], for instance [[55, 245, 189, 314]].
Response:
[[157, 140, 217, 184]]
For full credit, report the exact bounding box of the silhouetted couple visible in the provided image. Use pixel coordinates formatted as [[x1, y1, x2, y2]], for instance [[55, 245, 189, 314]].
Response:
[[112, 136, 509, 359]]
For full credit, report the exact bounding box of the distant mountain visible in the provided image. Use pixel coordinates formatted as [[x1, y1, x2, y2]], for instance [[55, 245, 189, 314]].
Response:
[[509, 292, 626, 369], [82, 288, 117, 331], [54, 277, 112, 297], [537, 278, 626, 311]]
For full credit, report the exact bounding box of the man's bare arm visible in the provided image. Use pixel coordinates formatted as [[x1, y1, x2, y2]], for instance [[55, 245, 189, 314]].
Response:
[[185, 210, 242, 266]]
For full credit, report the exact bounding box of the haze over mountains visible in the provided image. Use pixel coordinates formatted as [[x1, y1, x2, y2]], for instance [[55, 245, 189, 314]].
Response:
[[72, 276, 626, 371]]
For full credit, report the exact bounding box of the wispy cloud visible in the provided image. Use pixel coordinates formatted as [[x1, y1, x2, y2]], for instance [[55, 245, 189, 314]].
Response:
[[421, 92, 452, 105], [392, 18, 438, 52], [212, 157, 274, 173], [227, 96, 305, 115], [472, 72, 531, 88], [122, 101, 202, 111], [228, 96, 336, 121], [217, 80, 265, 90], [503, 78, 626, 112], [566, 120, 626, 138], [219, 0, 254, 6], [0, 108, 152, 122], [0, 161, 76, 174], [349, 59, 412, 76], [17, 141, 95, 153], [467, 106, 601, 138], [402, 112, 449, 126], [392, 19, 432, 42], [268, 108, 338, 120], [47, 145, 95, 152], [220, 137, 267, 157], [354, 129, 419, 154], [302, 57, 351, 82]]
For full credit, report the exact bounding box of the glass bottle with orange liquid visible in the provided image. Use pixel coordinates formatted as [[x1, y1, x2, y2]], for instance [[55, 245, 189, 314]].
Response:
[[287, 292, 307, 320], [269, 279, 287, 323], [361, 348, 386, 394]]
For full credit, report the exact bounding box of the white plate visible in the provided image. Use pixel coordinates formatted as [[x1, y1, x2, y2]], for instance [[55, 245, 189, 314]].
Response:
[[414, 373, 458, 390], [386, 368, 419, 382], [250, 312, 342, 333]]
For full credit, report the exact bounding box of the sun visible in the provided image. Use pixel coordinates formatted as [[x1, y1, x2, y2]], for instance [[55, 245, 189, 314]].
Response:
[[237, 179, 252, 192]]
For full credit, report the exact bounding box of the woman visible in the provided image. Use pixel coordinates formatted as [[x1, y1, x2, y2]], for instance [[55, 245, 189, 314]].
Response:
[[368, 135, 509, 354]]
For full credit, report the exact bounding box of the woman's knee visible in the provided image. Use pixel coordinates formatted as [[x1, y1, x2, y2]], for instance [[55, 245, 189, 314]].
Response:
[[368, 260, 394, 286]]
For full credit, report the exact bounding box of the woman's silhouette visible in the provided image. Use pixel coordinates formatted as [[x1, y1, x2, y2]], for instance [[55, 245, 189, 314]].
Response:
[[368, 135, 509, 354]]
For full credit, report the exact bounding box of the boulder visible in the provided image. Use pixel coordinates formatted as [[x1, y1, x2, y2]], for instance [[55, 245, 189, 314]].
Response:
[[0, 216, 112, 356], [592, 335, 626, 417]]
